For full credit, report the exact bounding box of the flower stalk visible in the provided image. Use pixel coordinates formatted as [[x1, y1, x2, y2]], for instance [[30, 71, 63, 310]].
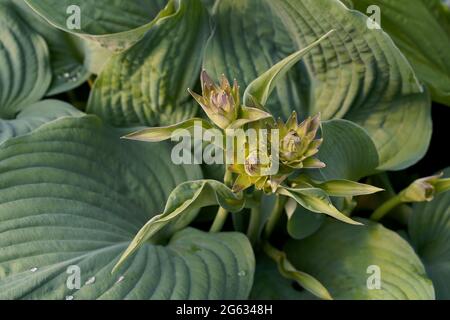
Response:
[[210, 169, 234, 232], [264, 195, 287, 239], [247, 190, 262, 244], [371, 173, 450, 221]]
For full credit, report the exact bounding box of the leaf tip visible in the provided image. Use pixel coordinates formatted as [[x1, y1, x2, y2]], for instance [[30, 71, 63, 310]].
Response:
[[121, 133, 134, 140], [373, 186, 385, 193]]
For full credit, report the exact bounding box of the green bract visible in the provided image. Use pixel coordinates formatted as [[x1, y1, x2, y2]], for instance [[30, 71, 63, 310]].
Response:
[[0, 0, 448, 301]]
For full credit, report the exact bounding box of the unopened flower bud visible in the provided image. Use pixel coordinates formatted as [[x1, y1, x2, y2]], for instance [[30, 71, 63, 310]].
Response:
[[399, 174, 443, 202], [277, 112, 324, 169], [188, 71, 239, 129]]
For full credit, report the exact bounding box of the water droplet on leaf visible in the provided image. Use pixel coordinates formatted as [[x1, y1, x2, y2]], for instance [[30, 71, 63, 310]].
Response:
[[85, 276, 96, 285], [116, 276, 125, 284]]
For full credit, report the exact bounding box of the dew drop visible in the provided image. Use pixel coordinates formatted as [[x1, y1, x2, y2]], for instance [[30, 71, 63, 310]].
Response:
[[85, 276, 96, 285], [65, 295, 74, 300], [30, 267, 38, 273], [63, 72, 70, 78], [238, 270, 246, 277], [116, 276, 125, 284]]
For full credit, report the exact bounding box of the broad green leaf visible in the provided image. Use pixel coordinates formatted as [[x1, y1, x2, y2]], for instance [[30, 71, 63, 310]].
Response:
[[81, 40, 114, 75], [201, 0, 216, 12], [24, 0, 168, 52], [243, 30, 334, 107], [263, 242, 332, 300], [87, 0, 210, 127], [0, 2, 51, 118], [204, 0, 431, 170], [0, 100, 82, 145], [114, 180, 245, 272], [353, 0, 450, 106], [278, 187, 362, 225], [340, 0, 354, 8], [409, 168, 450, 299], [42, 35, 91, 95], [286, 218, 435, 300], [123, 118, 213, 142], [0, 226, 254, 299], [250, 255, 313, 300], [0, 116, 253, 299], [7, 0, 91, 95], [313, 120, 379, 181], [0, 116, 255, 300]]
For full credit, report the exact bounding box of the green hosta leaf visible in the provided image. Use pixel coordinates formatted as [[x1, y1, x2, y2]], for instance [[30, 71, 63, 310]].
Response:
[[0, 2, 51, 118], [314, 120, 379, 181], [0, 226, 254, 299], [353, 0, 450, 106], [114, 180, 245, 272], [24, 0, 168, 52], [285, 219, 435, 300], [0, 100, 82, 145], [41, 35, 91, 95], [204, 0, 431, 170], [81, 40, 114, 75], [243, 30, 334, 107], [340, 0, 354, 8], [0, 116, 255, 300], [250, 255, 313, 300], [278, 187, 362, 225], [201, 0, 216, 12], [87, 0, 210, 127], [409, 168, 450, 299], [0, 116, 253, 299], [7, 0, 91, 95]]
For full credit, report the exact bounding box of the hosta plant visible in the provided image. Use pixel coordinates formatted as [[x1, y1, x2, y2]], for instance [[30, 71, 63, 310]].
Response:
[[0, 0, 449, 301]]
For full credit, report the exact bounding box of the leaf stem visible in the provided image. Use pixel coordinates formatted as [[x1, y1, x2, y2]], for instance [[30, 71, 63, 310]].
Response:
[[210, 169, 234, 233], [370, 195, 403, 221], [264, 195, 287, 239], [210, 206, 229, 232], [223, 169, 233, 187], [247, 191, 262, 245]]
